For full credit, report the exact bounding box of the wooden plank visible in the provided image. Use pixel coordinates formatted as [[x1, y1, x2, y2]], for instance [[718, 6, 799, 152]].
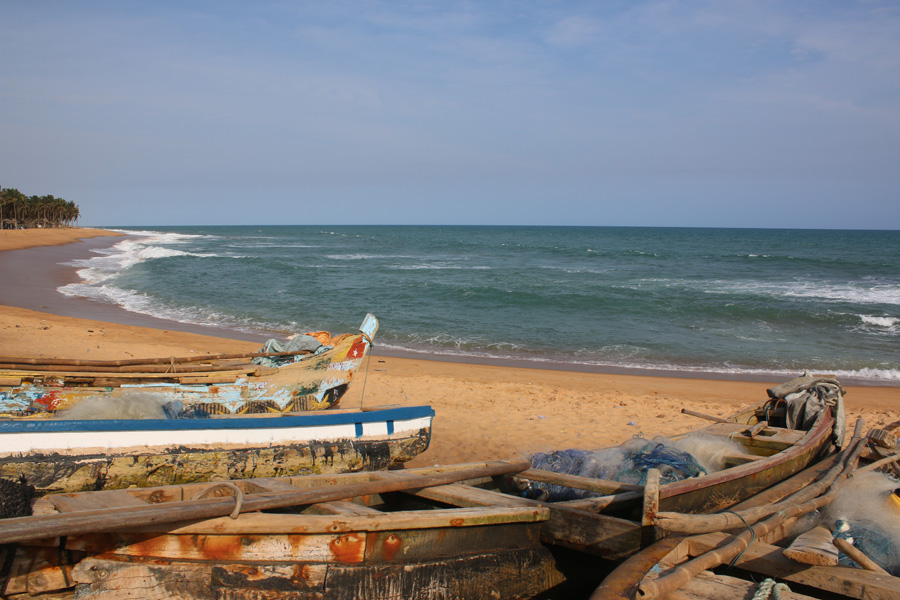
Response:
[[722, 452, 765, 467], [0, 376, 22, 386], [407, 483, 536, 508], [697, 422, 804, 451], [641, 468, 660, 549], [743, 420, 769, 437], [309, 500, 384, 516], [67, 490, 149, 509], [672, 571, 820, 600], [72, 557, 224, 599], [512, 468, 644, 495], [68, 506, 550, 541], [688, 533, 900, 599], [783, 526, 839, 566], [48, 495, 112, 513]]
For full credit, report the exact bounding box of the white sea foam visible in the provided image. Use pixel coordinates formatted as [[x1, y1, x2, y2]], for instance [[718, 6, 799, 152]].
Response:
[[860, 315, 899, 328], [62, 232, 218, 287], [702, 279, 900, 306]]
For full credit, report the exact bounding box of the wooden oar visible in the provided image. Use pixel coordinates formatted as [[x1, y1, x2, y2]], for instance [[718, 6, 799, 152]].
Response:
[[0, 460, 530, 545], [680, 408, 730, 424]]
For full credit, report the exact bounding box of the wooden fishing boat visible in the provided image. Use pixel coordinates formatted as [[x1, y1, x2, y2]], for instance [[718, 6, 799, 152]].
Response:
[[436, 376, 843, 561], [592, 418, 900, 600], [0, 404, 435, 494], [0, 461, 566, 600], [0, 313, 379, 419]]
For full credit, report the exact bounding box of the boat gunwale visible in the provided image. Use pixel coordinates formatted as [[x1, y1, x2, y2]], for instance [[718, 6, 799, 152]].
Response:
[[0, 405, 435, 433]]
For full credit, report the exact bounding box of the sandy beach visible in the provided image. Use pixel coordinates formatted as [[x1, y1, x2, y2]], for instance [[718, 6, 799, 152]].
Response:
[[1, 228, 898, 468]]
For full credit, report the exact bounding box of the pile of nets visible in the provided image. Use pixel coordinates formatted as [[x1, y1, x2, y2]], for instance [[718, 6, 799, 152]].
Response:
[[822, 471, 900, 576], [521, 437, 708, 502], [251, 334, 331, 368]]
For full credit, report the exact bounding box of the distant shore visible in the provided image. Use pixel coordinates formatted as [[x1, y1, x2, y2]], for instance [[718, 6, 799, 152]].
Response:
[[1, 228, 897, 466]]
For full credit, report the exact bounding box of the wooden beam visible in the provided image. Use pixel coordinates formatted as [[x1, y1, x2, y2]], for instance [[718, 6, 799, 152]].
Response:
[[0, 460, 531, 544], [688, 534, 900, 600], [513, 468, 643, 495], [641, 468, 661, 548]]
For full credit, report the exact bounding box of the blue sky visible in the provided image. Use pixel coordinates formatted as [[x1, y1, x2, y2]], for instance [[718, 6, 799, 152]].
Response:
[[2, 1, 899, 229]]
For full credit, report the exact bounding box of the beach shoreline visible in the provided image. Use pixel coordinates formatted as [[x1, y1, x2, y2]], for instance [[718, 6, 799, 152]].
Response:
[[1, 228, 897, 466]]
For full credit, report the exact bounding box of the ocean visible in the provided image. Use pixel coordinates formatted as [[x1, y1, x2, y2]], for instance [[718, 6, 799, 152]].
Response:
[[60, 226, 900, 383]]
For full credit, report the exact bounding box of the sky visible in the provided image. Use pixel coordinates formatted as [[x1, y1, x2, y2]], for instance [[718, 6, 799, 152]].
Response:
[[1, 1, 899, 229]]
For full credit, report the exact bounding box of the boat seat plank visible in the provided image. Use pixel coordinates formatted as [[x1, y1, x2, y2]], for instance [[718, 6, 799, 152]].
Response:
[[406, 483, 536, 509], [722, 452, 765, 467], [368, 470, 533, 507], [308, 500, 384, 516], [66, 490, 149, 509], [47, 495, 112, 513], [241, 477, 301, 493], [698, 422, 805, 451]]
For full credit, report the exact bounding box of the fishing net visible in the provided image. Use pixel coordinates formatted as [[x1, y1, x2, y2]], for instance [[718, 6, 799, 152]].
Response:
[[822, 471, 900, 576], [251, 334, 326, 367], [521, 438, 707, 502], [833, 518, 900, 575]]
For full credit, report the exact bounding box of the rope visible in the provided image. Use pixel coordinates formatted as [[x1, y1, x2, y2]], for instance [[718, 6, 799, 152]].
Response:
[[194, 482, 244, 519], [752, 578, 791, 600], [723, 510, 756, 568]]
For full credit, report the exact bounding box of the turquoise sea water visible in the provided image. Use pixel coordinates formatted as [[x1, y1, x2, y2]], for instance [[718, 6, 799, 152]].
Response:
[[61, 226, 900, 382]]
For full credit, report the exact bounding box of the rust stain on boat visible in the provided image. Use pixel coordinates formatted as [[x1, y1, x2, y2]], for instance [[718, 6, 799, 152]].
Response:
[[381, 533, 402, 560], [329, 533, 365, 563]]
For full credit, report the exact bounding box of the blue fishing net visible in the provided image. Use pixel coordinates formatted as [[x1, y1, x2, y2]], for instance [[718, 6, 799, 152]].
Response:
[[521, 439, 707, 502]]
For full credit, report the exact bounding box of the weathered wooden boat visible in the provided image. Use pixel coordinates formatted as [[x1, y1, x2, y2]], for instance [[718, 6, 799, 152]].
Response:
[[0, 313, 379, 419], [592, 417, 900, 600], [439, 376, 843, 562], [0, 461, 566, 600], [0, 404, 434, 494]]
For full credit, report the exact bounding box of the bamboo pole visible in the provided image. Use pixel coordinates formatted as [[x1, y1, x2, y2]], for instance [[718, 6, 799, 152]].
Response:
[[0, 348, 315, 369], [680, 408, 731, 424], [0, 460, 531, 545], [833, 537, 889, 574], [0, 362, 258, 374], [852, 450, 900, 477], [513, 468, 644, 495]]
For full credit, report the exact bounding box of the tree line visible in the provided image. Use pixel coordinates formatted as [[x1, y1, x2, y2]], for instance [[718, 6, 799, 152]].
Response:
[[0, 187, 80, 229]]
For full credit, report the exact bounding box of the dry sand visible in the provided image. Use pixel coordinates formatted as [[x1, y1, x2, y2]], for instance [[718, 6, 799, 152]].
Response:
[[0, 227, 122, 252], [1, 229, 898, 468]]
